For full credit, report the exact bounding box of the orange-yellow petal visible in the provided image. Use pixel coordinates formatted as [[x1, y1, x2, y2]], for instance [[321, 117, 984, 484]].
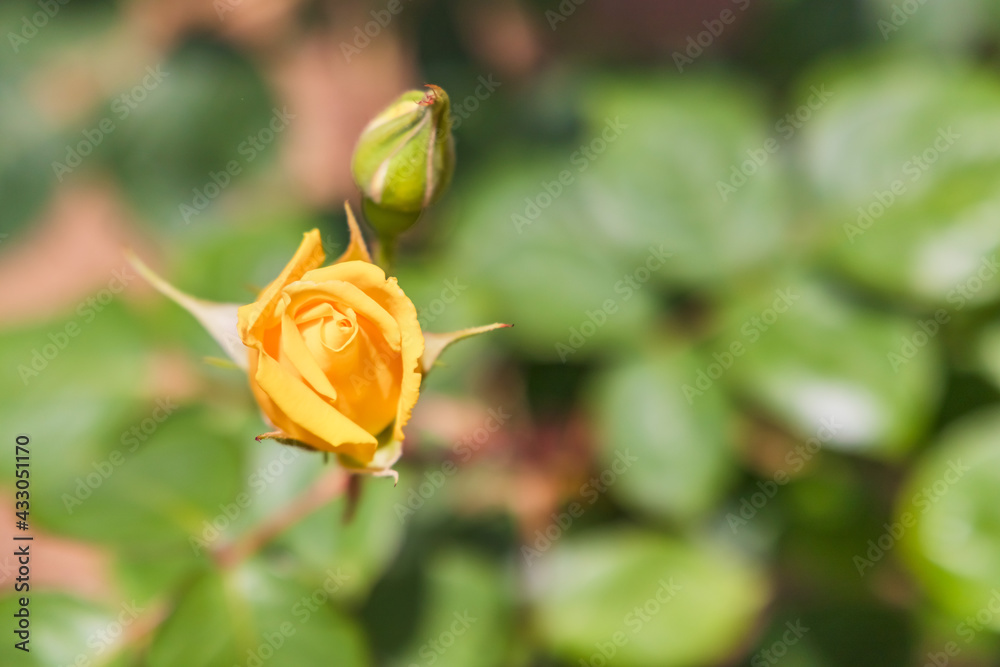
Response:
[[278, 311, 339, 402], [305, 262, 424, 440], [238, 229, 326, 344], [253, 349, 377, 461], [285, 279, 402, 351]]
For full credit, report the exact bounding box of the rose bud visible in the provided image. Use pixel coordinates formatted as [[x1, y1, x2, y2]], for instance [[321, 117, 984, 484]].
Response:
[[127, 203, 509, 480], [351, 84, 455, 239]]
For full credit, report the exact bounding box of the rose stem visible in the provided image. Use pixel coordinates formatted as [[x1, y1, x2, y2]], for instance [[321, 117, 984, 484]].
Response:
[[377, 237, 398, 271]]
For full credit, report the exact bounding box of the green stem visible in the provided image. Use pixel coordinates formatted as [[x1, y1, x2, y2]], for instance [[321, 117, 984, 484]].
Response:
[[377, 235, 399, 272]]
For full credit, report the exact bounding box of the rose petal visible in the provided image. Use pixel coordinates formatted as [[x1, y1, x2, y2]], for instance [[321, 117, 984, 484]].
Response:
[[278, 312, 339, 402], [238, 229, 325, 344], [301, 261, 424, 441], [252, 351, 377, 460], [286, 277, 402, 350], [327, 320, 401, 435]]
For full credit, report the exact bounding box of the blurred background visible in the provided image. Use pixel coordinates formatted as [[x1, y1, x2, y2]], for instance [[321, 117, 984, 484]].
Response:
[[3, 0, 1000, 665]]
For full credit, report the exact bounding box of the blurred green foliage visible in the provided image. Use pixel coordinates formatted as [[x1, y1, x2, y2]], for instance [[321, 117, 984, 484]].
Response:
[[3, 0, 1000, 665]]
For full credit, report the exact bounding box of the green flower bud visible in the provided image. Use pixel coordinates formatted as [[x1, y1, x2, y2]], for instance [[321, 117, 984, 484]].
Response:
[[351, 84, 455, 238]]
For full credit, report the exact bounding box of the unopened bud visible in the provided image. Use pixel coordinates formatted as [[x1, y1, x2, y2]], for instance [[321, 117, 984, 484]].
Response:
[[351, 84, 455, 237]]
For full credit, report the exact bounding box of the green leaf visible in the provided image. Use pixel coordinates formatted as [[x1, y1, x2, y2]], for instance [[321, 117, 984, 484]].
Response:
[[148, 563, 368, 667], [388, 551, 515, 667], [579, 76, 794, 285], [832, 164, 1000, 307], [717, 276, 940, 457], [800, 59, 1000, 306], [900, 409, 1000, 628], [443, 159, 659, 359], [592, 347, 737, 522], [800, 59, 1000, 213], [0, 75, 56, 240], [531, 529, 768, 667], [974, 321, 1000, 391], [0, 304, 152, 520], [99, 40, 276, 228], [863, 0, 1000, 51], [47, 406, 245, 550], [0, 592, 138, 667], [747, 605, 914, 667], [271, 474, 408, 601]]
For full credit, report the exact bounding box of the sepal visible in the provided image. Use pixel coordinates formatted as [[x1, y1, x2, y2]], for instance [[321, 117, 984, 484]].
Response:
[[421, 323, 512, 374], [126, 250, 247, 371]]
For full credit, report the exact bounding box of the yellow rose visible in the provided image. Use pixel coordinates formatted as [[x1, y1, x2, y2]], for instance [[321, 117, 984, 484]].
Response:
[[126, 203, 508, 478], [237, 225, 423, 466]]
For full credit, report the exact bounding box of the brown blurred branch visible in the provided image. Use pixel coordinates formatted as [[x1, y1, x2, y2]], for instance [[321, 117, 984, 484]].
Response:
[[212, 467, 349, 568]]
